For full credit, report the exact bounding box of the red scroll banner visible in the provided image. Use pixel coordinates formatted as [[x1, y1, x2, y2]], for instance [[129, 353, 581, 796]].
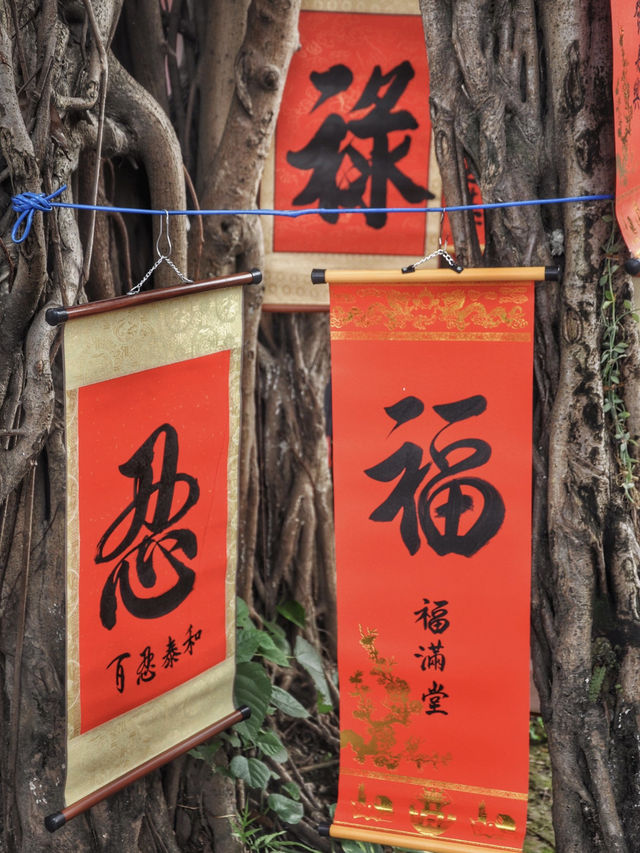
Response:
[[262, 0, 443, 308], [326, 268, 537, 852], [611, 0, 640, 255], [45, 273, 258, 830]]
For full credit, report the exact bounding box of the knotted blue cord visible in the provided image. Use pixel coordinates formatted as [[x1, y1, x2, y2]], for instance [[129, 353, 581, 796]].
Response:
[[9, 184, 614, 243], [11, 185, 66, 243]]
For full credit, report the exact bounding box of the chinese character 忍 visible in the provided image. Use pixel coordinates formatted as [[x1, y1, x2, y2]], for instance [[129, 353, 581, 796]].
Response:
[[136, 645, 156, 684], [95, 423, 200, 630]]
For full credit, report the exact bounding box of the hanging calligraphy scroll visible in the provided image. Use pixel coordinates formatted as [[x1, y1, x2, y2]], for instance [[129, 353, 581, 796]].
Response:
[[323, 266, 549, 852], [261, 0, 442, 309], [611, 0, 640, 257], [44, 271, 260, 831]]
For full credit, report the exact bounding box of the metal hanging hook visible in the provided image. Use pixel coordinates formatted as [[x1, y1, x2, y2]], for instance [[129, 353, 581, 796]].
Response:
[[156, 210, 172, 260], [128, 210, 192, 295], [401, 207, 463, 275], [438, 209, 449, 251]]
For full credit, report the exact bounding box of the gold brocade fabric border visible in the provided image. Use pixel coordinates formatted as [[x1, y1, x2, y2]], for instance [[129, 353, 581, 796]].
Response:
[[342, 768, 528, 802], [330, 823, 523, 853], [329, 285, 531, 338], [63, 288, 242, 390], [65, 390, 81, 738], [303, 0, 418, 12], [331, 331, 531, 343], [63, 288, 242, 806]]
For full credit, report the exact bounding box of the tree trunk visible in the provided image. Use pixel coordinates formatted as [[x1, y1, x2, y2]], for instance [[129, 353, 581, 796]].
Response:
[[0, 2, 300, 850], [256, 312, 337, 655], [421, 1, 640, 850]]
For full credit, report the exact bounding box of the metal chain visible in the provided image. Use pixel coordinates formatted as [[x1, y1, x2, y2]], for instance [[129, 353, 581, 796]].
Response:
[[128, 211, 192, 295], [402, 246, 463, 274]]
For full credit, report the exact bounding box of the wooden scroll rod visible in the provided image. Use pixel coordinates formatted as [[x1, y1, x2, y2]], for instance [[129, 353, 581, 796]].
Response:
[[311, 265, 561, 285], [45, 268, 262, 326], [44, 705, 251, 832], [318, 822, 517, 853]]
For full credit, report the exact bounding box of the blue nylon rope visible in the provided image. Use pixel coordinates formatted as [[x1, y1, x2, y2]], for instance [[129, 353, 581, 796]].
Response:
[[10, 184, 614, 244]]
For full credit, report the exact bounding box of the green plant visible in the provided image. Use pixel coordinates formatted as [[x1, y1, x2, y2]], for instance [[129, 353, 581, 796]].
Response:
[[191, 597, 334, 827], [529, 715, 547, 745], [338, 842, 384, 853], [232, 803, 319, 852], [600, 215, 640, 502]]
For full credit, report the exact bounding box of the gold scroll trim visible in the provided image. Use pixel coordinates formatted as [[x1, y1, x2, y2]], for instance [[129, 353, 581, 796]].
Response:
[[63, 287, 243, 390], [63, 287, 244, 804], [343, 768, 528, 802], [65, 389, 81, 738], [303, 0, 420, 14], [65, 658, 235, 806], [330, 822, 522, 853], [331, 331, 532, 343]]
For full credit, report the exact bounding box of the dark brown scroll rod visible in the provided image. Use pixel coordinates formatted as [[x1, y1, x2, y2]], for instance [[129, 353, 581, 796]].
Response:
[[44, 705, 251, 832], [45, 269, 262, 326]]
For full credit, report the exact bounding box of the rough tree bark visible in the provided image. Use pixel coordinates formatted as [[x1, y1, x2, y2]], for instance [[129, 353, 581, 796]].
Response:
[[4, 0, 637, 851], [421, 1, 640, 851]]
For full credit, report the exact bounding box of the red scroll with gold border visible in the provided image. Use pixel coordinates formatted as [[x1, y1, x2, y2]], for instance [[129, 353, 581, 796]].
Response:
[[611, 0, 640, 255], [262, 0, 442, 308], [53, 279, 246, 825], [328, 275, 534, 852]]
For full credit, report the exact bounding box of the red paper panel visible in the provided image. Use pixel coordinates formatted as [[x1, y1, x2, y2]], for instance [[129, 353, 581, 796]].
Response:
[[611, 1, 640, 255], [77, 352, 230, 732], [274, 10, 432, 256], [330, 282, 533, 851]]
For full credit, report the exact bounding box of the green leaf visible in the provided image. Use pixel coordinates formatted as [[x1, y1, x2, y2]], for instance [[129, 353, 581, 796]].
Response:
[[189, 741, 220, 763], [264, 618, 287, 640], [277, 600, 307, 629], [230, 755, 272, 789], [236, 597, 253, 630], [282, 781, 301, 801], [294, 636, 333, 710], [263, 619, 292, 655], [234, 661, 272, 740], [222, 730, 242, 748], [270, 685, 310, 718], [267, 793, 304, 825], [256, 730, 289, 763], [257, 632, 290, 667], [339, 841, 385, 853], [236, 627, 262, 663]]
